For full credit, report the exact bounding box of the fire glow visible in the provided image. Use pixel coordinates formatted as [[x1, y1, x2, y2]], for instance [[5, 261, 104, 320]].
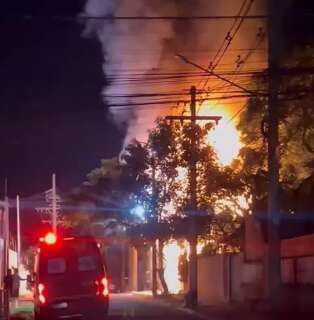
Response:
[[198, 102, 242, 166], [163, 240, 207, 294], [163, 241, 182, 294]]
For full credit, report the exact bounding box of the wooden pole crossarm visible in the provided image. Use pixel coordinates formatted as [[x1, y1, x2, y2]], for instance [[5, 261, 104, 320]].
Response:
[[165, 115, 222, 125]]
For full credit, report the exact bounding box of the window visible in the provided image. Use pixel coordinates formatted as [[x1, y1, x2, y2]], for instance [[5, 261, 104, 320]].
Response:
[[78, 256, 98, 272], [47, 258, 66, 274]]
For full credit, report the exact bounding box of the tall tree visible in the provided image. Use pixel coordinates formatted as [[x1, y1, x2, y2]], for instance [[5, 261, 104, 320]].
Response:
[[237, 45, 314, 217]]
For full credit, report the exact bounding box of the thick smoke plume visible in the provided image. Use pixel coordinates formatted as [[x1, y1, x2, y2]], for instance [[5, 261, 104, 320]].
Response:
[[82, 0, 265, 148]]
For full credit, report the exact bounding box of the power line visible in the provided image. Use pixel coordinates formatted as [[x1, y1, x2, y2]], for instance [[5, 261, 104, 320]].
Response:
[[106, 71, 265, 84], [197, 27, 266, 118], [202, 0, 249, 78], [213, 28, 267, 124], [5, 13, 314, 22], [103, 65, 267, 74], [108, 94, 254, 108], [200, 0, 255, 91], [109, 48, 267, 54], [7, 14, 268, 22], [211, 0, 254, 71], [176, 54, 257, 96], [104, 89, 267, 99], [106, 64, 266, 76]]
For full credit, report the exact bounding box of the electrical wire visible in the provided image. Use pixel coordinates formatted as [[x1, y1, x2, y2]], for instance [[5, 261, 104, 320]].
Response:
[[199, 0, 255, 91], [108, 94, 255, 109], [216, 28, 267, 125], [211, 0, 255, 71], [4, 14, 267, 22], [196, 26, 266, 119]]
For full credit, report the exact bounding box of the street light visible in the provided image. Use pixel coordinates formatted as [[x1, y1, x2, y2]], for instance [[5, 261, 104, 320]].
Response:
[[131, 204, 145, 220]]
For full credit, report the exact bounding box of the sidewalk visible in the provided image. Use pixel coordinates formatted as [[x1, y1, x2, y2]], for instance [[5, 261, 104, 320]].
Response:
[[192, 304, 314, 320], [10, 293, 33, 320], [156, 293, 314, 320], [189, 304, 270, 320]]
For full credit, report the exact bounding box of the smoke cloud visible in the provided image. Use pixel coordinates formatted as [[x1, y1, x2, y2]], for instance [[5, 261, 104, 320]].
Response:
[[82, 0, 266, 148]]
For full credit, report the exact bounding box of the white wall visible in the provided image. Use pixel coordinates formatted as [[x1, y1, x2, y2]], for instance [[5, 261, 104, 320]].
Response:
[[230, 254, 244, 302], [197, 253, 261, 305], [128, 245, 138, 291], [8, 249, 17, 270], [197, 255, 227, 305]]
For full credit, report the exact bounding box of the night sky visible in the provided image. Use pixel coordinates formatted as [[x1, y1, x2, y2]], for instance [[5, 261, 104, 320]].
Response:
[[0, 1, 124, 197], [0, 0, 313, 198]]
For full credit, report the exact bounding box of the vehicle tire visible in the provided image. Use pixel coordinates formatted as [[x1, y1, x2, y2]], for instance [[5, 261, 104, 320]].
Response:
[[34, 312, 52, 320], [34, 312, 42, 320], [86, 310, 108, 320]]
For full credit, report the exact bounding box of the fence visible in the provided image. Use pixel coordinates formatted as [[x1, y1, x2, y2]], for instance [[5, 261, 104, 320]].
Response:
[[197, 252, 314, 307], [281, 255, 314, 285]]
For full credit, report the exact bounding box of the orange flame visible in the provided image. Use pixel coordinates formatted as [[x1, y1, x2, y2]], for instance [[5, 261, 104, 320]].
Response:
[[198, 102, 242, 166]]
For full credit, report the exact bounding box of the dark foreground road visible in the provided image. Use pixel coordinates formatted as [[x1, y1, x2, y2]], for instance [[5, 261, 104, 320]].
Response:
[[108, 293, 201, 320], [10, 293, 202, 320], [12, 293, 314, 320]]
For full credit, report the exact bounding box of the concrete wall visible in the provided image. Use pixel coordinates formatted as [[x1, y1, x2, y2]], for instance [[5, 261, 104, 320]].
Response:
[[244, 215, 266, 261], [197, 230, 314, 307], [281, 234, 314, 258], [244, 217, 314, 310], [230, 254, 245, 302], [281, 256, 314, 285], [198, 254, 227, 305], [128, 245, 138, 291], [198, 254, 246, 305], [197, 253, 266, 305], [298, 256, 314, 285], [245, 216, 314, 262]]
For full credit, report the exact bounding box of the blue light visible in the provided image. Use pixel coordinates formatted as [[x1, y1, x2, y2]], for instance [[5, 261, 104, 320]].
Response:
[[131, 205, 145, 220]]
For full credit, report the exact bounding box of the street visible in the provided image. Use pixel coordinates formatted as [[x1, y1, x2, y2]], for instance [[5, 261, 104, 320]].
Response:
[[109, 293, 200, 320], [11, 293, 202, 320], [2, 1, 314, 320]]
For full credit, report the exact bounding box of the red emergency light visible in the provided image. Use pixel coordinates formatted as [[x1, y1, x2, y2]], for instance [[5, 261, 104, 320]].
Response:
[[38, 283, 46, 304], [40, 232, 57, 245]]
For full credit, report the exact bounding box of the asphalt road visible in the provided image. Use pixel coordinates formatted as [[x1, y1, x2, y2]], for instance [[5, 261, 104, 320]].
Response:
[[108, 293, 201, 320], [10, 293, 203, 320]]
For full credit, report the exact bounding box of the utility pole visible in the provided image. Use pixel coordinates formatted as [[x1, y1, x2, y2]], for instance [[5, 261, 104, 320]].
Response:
[[16, 195, 21, 273], [151, 156, 158, 297], [0, 185, 10, 320], [189, 86, 198, 308], [121, 242, 126, 292], [266, 0, 283, 309], [52, 173, 57, 233], [166, 86, 221, 307], [3, 197, 9, 273], [3, 179, 9, 272], [152, 240, 157, 296]]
